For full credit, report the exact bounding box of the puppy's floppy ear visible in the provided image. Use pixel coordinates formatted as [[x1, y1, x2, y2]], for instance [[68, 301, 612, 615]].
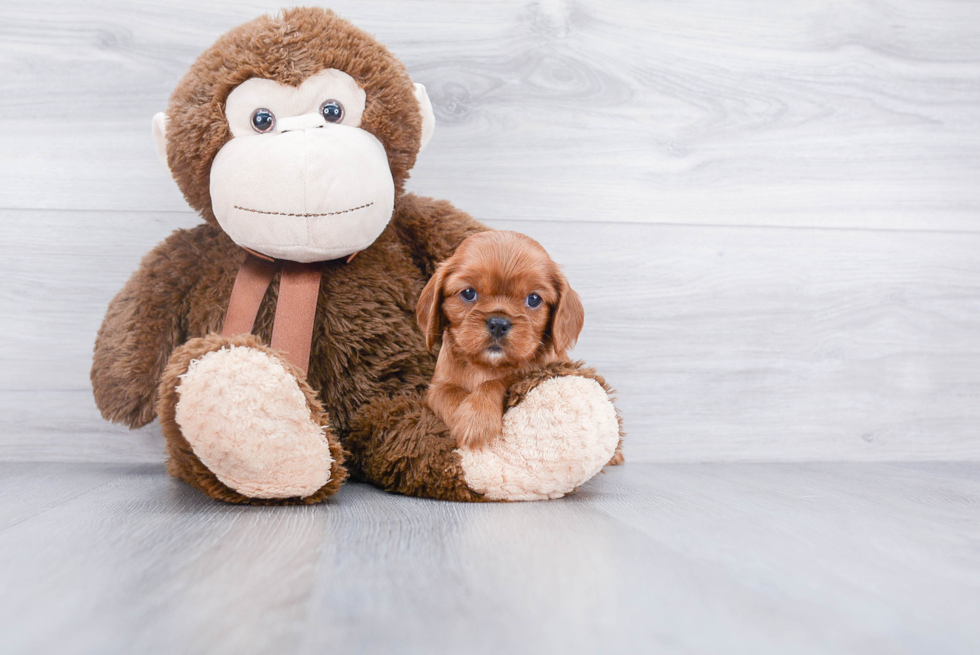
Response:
[[549, 267, 585, 356], [417, 263, 449, 353]]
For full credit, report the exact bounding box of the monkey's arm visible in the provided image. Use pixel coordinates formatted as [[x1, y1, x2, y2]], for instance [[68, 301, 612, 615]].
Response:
[[346, 362, 622, 502], [91, 227, 212, 428], [393, 193, 490, 275]]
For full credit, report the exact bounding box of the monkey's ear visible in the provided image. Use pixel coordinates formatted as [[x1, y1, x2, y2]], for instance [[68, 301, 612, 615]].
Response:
[[413, 83, 435, 153], [549, 269, 585, 356], [416, 264, 448, 353], [152, 112, 169, 169]]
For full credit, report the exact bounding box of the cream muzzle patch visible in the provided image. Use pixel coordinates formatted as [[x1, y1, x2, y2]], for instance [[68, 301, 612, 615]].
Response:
[[210, 69, 393, 263]]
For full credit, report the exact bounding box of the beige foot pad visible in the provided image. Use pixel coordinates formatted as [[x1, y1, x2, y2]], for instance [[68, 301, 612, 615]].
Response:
[[457, 376, 620, 501], [174, 345, 334, 499]]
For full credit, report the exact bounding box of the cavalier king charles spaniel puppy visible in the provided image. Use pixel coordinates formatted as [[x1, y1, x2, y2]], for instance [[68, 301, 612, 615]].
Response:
[[416, 230, 585, 449]]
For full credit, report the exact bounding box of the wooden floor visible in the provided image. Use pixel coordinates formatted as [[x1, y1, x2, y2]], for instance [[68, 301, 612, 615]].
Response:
[[2, 0, 980, 652], [0, 461, 977, 655]]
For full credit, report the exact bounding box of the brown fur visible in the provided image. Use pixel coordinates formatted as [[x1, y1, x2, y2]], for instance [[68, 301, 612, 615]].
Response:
[[418, 231, 585, 449], [165, 8, 423, 223], [91, 8, 620, 503], [345, 392, 484, 502], [157, 333, 347, 504], [92, 193, 488, 502]]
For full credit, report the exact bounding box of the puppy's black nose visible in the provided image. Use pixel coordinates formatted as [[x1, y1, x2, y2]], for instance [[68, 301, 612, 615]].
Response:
[[486, 317, 511, 339]]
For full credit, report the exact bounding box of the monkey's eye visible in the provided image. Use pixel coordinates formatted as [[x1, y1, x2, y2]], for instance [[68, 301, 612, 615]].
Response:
[[460, 288, 478, 303], [250, 108, 276, 133], [526, 293, 543, 308], [319, 99, 345, 124]]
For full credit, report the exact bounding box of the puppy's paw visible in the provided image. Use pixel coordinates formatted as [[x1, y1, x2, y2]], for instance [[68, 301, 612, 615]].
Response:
[[451, 397, 503, 450]]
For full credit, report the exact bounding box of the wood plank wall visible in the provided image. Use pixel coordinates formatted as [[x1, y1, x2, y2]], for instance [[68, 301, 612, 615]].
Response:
[[2, 0, 978, 462]]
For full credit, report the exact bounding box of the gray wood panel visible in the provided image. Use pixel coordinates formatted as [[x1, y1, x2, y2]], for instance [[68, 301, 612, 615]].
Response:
[[1, 0, 978, 230], [4, 0, 978, 461], [0, 462, 978, 654], [3, 4, 979, 654], [3, 208, 979, 462]]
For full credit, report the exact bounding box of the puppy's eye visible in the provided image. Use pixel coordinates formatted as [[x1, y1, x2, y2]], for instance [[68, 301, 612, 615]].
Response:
[[250, 108, 276, 133], [460, 288, 478, 302], [526, 293, 543, 308]]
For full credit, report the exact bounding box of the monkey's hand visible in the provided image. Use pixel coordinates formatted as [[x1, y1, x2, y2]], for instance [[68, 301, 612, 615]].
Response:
[[454, 364, 622, 501], [91, 227, 212, 428]]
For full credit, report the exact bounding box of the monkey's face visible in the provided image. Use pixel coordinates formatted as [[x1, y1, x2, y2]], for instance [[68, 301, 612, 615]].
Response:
[[153, 9, 436, 264], [205, 69, 400, 263]]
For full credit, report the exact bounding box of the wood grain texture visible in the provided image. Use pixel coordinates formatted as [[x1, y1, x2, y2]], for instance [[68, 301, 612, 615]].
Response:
[[2, 1, 978, 460], [0, 462, 978, 654], [2, 4, 979, 652], [1, 0, 978, 230], [3, 208, 979, 462], [1, 3, 979, 460]]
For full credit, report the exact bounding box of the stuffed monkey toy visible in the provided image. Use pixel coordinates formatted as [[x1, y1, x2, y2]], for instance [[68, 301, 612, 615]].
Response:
[[91, 8, 622, 504]]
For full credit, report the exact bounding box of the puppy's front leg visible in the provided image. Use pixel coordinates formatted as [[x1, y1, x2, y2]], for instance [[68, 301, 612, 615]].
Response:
[[426, 382, 470, 429], [451, 378, 508, 450]]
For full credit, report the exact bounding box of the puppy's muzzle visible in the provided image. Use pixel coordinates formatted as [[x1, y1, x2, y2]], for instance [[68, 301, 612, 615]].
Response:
[[486, 316, 512, 339]]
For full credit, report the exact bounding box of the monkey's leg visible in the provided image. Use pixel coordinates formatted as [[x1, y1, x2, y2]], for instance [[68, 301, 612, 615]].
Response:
[[156, 333, 346, 504], [346, 362, 622, 502], [344, 392, 483, 501]]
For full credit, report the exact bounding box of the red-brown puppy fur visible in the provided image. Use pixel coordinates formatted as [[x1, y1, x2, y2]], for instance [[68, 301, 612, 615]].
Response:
[[92, 9, 622, 504], [417, 231, 585, 449]]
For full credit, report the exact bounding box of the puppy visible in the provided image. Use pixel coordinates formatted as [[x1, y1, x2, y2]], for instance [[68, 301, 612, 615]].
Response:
[[416, 230, 584, 449]]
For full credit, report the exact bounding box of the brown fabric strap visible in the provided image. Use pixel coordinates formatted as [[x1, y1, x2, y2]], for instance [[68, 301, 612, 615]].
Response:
[[221, 253, 324, 378], [270, 261, 323, 377], [221, 254, 277, 338]]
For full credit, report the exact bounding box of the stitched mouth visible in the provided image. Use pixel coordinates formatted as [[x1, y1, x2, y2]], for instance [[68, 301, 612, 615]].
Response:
[[233, 202, 374, 218]]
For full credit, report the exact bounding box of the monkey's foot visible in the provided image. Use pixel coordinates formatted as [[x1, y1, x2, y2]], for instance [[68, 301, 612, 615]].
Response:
[[456, 375, 620, 501], [158, 334, 345, 503]]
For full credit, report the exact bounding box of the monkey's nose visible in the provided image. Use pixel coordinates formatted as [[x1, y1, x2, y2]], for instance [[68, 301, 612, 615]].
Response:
[[486, 317, 512, 339], [277, 112, 327, 132]]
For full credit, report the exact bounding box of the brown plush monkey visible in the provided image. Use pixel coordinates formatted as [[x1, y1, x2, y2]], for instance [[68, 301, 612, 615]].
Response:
[[91, 8, 622, 504]]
